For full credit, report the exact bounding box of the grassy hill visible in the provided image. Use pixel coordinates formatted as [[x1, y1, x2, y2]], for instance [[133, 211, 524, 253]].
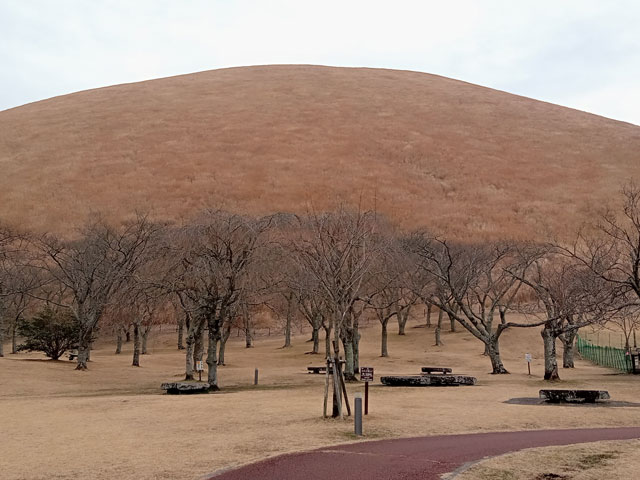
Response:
[[1, 65, 639, 237]]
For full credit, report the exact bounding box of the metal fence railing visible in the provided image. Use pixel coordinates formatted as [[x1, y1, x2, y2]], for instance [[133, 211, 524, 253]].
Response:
[[577, 335, 632, 373]]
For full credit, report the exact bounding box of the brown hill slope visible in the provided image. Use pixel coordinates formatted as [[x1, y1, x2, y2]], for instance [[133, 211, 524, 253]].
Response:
[[1, 65, 639, 237]]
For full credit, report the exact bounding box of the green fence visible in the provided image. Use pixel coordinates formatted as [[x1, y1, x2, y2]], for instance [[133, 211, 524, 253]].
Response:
[[576, 335, 632, 373]]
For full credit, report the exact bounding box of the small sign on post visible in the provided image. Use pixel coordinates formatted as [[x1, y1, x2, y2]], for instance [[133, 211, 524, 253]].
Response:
[[525, 353, 532, 376], [195, 360, 204, 382], [360, 367, 374, 415]]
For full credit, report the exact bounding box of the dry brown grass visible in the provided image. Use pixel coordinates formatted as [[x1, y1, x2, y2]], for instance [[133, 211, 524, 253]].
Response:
[[1, 65, 639, 237], [1, 315, 640, 480], [454, 439, 640, 479]]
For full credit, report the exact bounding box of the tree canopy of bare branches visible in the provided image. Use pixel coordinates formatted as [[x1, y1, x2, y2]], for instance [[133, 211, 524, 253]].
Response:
[[32, 214, 162, 369]]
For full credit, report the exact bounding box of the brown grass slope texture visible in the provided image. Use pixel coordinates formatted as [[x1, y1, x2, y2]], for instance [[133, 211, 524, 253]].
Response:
[[1, 65, 639, 237]]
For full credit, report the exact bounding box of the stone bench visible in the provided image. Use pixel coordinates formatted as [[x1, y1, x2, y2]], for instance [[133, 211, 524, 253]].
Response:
[[421, 367, 452, 374], [381, 374, 476, 387], [161, 382, 211, 394], [539, 389, 610, 403]]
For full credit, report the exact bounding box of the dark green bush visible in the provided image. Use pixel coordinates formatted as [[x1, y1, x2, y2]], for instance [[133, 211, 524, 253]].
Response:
[[17, 307, 80, 360]]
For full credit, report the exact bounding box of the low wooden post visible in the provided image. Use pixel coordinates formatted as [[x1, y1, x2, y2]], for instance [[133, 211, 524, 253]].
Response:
[[339, 362, 351, 417], [254, 368, 259, 385], [323, 357, 330, 418], [332, 356, 342, 419], [365, 381, 369, 415], [354, 395, 363, 436]]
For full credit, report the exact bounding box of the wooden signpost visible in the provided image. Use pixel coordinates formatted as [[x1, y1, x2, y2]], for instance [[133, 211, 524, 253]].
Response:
[[360, 367, 374, 415], [195, 360, 204, 381], [525, 353, 532, 375]]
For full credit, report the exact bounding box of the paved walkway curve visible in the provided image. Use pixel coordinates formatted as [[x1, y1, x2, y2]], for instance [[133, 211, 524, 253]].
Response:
[[206, 427, 640, 480]]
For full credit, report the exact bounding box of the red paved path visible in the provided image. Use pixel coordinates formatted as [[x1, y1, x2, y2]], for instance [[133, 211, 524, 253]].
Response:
[[207, 427, 640, 479]]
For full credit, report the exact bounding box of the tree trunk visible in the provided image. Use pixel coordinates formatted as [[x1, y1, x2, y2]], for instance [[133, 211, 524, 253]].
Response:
[[217, 338, 225, 366], [115, 330, 123, 354], [244, 316, 253, 348], [342, 334, 357, 382], [132, 324, 141, 367], [283, 312, 292, 348], [0, 318, 4, 358], [141, 327, 150, 355], [217, 323, 231, 366], [381, 321, 389, 357], [184, 331, 195, 380], [311, 326, 320, 354], [177, 318, 185, 350], [11, 322, 17, 354], [449, 313, 456, 332], [397, 308, 408, 335], [426, 303, 432, 328], [324, 325, 331, 359], [353, 322, 360, 374], [75, 326, 93, 370], [561, 330, 576, 369], [541, 327, 559, 380], [487, 336, 509, 374], [125, 328, 131, 342], [194, 329, 205, 363], [435, 308, 443, 346], [207, 331, 220, 391]]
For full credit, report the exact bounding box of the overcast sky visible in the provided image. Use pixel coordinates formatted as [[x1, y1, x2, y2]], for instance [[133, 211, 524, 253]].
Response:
[[2, 0, 639, 125]]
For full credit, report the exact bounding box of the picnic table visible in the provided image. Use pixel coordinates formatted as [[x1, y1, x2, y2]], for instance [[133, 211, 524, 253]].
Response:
[[68, 352, 78, 361], [421, 367, 452, 374]]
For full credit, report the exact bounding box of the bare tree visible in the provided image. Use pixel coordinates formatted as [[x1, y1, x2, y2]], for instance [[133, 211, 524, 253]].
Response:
[[512, 249, 613, 380], [0, 224, 32, 357], [607, 306, 640, 352], [410, 234, 539, 373], [296, 283, 329, 355], [559, 182, 640, 305], [292, 206, 383, 418], [365, 236, 409, 357], [293, 207, 382, 381], [168, 211, 271, 389], [32, 214, 161, 370]]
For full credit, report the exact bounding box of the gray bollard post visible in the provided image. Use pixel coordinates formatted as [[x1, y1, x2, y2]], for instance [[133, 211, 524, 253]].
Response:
[[254, 368, 259, 385], [354, 395, 363, 436]]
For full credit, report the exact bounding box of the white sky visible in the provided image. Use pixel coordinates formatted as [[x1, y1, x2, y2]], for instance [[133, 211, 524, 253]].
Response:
[[1, 0, 639, 125]]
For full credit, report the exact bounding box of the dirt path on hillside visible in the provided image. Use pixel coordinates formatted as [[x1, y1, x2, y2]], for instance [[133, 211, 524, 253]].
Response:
[[206, 427, 640, 480]]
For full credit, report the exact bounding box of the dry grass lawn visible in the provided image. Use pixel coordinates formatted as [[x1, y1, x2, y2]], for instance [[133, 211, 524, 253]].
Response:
[[454, 439, 640, 479], [1, 65, 640, 238], [1, 315, 640, 480]]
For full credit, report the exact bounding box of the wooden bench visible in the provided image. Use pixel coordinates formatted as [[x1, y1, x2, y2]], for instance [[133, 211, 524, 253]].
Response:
[[307, 366, 325, 374], [421, 367, 452, 374], [308, 366, 334, 374], [539, 389, 610, 403]]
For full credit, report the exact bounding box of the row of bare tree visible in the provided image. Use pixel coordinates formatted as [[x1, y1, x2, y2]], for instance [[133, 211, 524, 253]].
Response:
[[1, 184, 640, 386]]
